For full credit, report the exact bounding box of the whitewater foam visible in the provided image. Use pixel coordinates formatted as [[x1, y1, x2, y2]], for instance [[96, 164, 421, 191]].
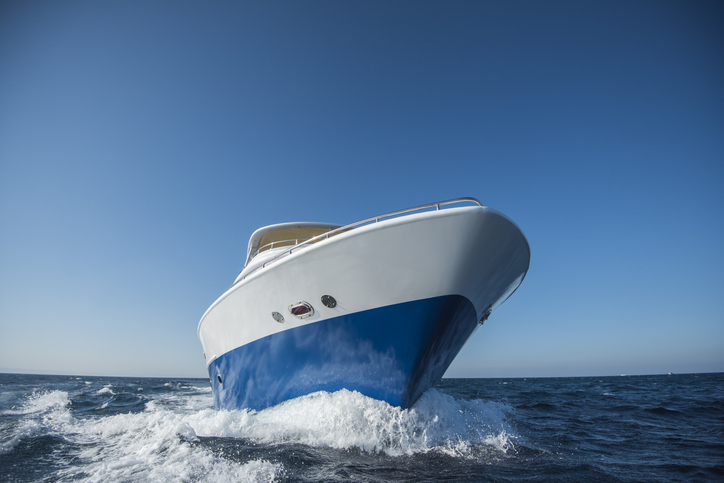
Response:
[[4, 373, 722, 483], [98, 385, 115, 395], [186, 388, 516, 457], [0, 390, 73, 454], [1, 388, 282, 482], [2, 383, 515, 481]]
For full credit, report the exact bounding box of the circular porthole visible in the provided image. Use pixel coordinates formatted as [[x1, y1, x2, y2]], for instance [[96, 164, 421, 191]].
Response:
[[321, 295, 337, 308], [217, 374, 223, 384]]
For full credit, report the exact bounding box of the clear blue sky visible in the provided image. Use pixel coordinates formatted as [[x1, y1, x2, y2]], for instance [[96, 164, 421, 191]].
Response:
[[1, 1, 722, 379]]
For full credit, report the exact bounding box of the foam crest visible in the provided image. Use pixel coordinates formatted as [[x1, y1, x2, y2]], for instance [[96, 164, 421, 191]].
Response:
[[2, 385, 513, 480], [0, 390, 73, 454], [2, 388, 283, 482], [4, 389, 71, 416], [188, 388, 516, 457], [62, 412, 281, 482], [53, 400, 283, 482], [97, 384, 115, 395]]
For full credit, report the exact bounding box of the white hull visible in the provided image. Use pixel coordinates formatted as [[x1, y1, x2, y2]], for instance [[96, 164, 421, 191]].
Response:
[[198, 200, 530, 410]]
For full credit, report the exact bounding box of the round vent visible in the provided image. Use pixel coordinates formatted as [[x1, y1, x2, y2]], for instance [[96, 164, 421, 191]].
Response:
[[321, 295, 337, 308]]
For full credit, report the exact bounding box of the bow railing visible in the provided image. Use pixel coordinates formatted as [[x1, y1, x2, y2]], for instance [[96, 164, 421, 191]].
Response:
[[235, 197, 483, 285]]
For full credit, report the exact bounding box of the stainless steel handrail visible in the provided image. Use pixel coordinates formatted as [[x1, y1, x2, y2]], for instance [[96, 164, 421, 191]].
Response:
[[254, 238, 313, 257], [235, 197, 483, 285]]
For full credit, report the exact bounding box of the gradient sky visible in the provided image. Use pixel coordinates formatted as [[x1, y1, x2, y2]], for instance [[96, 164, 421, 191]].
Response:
[[1, 1, 722, 379]]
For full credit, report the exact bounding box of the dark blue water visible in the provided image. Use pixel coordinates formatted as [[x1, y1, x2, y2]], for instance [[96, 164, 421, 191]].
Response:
[[1, 373, 722, 482]]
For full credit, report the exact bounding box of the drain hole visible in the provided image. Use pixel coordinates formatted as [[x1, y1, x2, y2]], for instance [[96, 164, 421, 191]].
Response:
[[217, 374, 223, 384]]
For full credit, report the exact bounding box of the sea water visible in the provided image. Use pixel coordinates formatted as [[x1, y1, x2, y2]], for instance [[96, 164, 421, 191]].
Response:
[[0, 373, 722, 482]]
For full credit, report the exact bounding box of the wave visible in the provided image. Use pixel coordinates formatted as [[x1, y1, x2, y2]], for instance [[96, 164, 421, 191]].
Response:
[[1, 385, 515, 481], [97, 385, 115, 395], [188, 388, 516, 457], [1, 387, 282, 482], [0, 390, 73, 454]]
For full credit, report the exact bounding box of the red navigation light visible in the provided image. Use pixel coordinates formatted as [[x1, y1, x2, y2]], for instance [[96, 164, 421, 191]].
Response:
[[292, 305, 309, 316], [289, 301, 314, 318]]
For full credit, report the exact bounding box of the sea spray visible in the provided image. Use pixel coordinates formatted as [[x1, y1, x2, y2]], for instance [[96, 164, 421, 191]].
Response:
[[187, 388, 516, 457], [4, 374, 720, 482], [1, 387, 281, 482], [0, 389, 73, 454]]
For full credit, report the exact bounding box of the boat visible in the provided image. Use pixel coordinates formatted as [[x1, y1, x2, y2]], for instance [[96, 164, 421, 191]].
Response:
[[197, 198, 530, 411]]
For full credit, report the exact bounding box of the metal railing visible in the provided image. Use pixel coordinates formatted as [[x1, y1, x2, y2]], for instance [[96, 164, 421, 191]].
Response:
[[254, 238, 313, 257], [235, 197, 483, 285]]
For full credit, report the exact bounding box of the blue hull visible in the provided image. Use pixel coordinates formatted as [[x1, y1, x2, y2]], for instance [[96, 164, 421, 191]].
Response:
[[208, 295, 478, 410]]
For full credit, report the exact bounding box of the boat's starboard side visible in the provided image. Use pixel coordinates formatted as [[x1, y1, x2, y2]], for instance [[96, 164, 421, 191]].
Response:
[[197, 199, 530, 410]]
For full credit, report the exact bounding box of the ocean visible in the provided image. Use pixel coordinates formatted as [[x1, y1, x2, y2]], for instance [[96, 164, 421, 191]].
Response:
[[0, 373, 722, 482]]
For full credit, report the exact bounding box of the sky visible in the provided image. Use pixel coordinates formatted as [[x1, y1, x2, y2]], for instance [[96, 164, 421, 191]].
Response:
[[1, 0, 722, 379]]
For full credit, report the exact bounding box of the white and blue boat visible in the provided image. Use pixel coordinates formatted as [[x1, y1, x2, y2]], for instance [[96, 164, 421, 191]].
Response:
[[198, 198, 530, 411]]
